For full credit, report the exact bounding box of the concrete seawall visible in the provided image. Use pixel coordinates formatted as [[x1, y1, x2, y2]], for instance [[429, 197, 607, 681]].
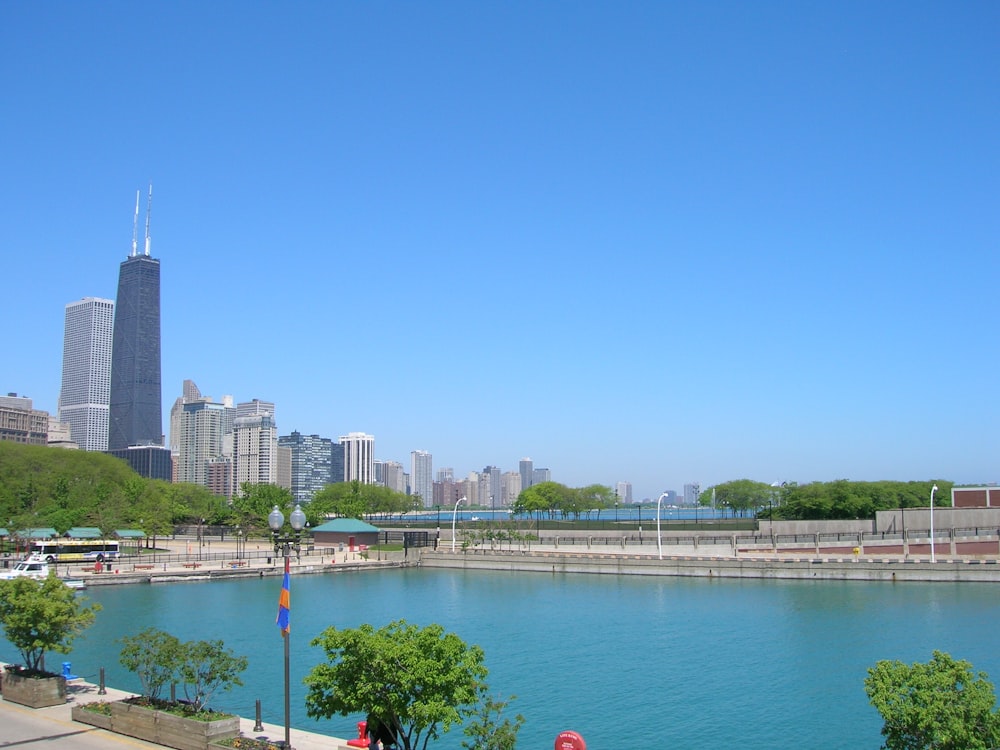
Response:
[[417, 548, 1000, 583]]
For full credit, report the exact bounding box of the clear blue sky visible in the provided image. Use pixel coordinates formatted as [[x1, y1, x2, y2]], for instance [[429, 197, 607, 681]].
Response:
[[2, 1, 998, 501]]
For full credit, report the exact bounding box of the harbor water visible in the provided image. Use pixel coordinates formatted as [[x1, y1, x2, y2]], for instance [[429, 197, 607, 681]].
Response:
[[3, 568, 999, 749]]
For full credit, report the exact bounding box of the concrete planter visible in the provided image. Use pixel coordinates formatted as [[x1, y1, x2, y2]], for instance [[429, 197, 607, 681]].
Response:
[[71, 703, 113, 730], [104, 699, 240, 750], [1, 671, 67, 708]]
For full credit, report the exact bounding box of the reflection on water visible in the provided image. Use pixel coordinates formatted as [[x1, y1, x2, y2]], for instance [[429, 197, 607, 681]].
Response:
[[3, 570, 998, 750]]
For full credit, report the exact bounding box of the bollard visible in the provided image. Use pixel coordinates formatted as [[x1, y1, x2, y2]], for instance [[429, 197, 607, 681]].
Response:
[[171, 683, 176, 702], [98, 666, 106, 695], [254, 699, 264, 731]]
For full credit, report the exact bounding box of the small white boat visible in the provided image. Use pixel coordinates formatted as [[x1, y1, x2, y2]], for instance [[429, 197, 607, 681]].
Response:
[[0, 558, 87, 589]]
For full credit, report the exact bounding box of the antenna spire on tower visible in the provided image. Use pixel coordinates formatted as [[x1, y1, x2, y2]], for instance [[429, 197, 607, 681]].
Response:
[[131, 189, 140, 257], [143, 182, 153, 256]]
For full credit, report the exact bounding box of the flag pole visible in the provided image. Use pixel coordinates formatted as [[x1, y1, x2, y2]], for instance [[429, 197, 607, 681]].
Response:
[[282, 554, 291, 749]]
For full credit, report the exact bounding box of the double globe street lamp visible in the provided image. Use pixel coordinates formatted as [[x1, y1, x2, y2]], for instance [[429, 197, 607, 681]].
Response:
[[268, 504, 306, 750]]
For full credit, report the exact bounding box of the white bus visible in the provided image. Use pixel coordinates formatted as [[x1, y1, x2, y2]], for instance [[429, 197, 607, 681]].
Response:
[[28, 539, 120, 562]]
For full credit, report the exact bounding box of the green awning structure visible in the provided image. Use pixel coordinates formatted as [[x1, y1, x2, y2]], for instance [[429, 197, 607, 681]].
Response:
[[114, 529, 147, 539], [65, 527, 103, 539], [0, 528, 8, 537], [18, 528, 59, 539], [312, 518, 380, 533]]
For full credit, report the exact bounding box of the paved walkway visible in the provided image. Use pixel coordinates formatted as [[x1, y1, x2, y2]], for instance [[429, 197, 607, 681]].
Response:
[[0, 674, 350, 749]]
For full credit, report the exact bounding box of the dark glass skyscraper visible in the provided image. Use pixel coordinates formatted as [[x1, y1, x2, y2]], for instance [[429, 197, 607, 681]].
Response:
[[109, 188, 163, 451]]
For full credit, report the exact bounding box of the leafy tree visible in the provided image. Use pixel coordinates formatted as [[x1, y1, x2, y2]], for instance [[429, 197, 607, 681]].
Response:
[[462, 685, 524, 750], [864, 650, 1000, 750], [0, 575, 101, 673], [176, 638, 248, 712], [233, 483, 295, 532], [305, 620, 489, 750], [120, 628, 183, 701], [120, 628, 247, 712], [778, 480, 951, 521], [706, 479, 775, 517]]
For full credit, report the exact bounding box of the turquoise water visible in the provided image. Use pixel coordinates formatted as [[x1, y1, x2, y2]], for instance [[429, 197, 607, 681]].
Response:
[[3, 569, 999, 749]]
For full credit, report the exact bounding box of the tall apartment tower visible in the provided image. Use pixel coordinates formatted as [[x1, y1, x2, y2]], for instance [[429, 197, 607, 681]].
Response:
[[176, 400, 232, 486], [482, 466, 501, 509], [278, 431, 334, 504], [410, 450, 433, 508], [58, 297, 114, 451], [109, 186, 163, 451], [502, 471, 522, 507], [616, 482, 633, 505], [519, 457, 534, 492], [340, 432, 375, 484], [381, 461, 406, 494], [233, 400, 278, 492]]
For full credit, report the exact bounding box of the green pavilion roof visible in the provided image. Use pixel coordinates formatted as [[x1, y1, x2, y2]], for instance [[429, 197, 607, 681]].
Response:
[[312, 518, 379, 533], [65, 527, 103, 538]]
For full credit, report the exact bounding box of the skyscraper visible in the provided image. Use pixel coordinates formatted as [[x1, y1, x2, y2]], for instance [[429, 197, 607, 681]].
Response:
[[411, 450, 433, 508], [109, 186, 162, 451], [58, 297, 114, 451], [340, 432, 375, 484], [279, 431, 334, 504], [519, 458, 534, 491], [233, 400, 278, 491]]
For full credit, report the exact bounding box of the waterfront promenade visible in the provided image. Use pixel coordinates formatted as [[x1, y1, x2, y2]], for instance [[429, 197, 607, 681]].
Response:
[[0, 674, 349, 749]]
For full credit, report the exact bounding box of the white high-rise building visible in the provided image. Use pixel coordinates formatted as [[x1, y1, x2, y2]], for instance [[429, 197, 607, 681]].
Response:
[[616, 482, 633, 505], [58, 297, 114, 451], [177, 400, 233, 486], [411, 450, 433, 508], [234, 401, 278, 492], [341, 432, 375, 484]]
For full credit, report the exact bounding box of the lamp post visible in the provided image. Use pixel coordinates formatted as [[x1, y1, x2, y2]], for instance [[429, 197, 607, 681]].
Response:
[[656, 492, 669, 559], [452, 497, 465, 552], [929, 485, 938, 563], [268, 504, 306, 750]]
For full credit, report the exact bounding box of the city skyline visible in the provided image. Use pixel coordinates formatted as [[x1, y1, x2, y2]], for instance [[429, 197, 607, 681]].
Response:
[[2, 3, 998, 502]]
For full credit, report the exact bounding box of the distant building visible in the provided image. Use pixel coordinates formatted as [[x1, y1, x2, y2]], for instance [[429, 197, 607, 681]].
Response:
[[47, 417, 77, 449], [176, 399, 233, 486], [341, 432, 375, 484], [331, 442, 346, 483], [683, 483, 701, 506], [109, 188, 162, 452], [482, 466, 501, 509], [381, 460, 406, 494], [532, 467, 551, 485], [502, 471, 522, 506], [278, 431, 334, 504], [233, 401, 278, 492], [519, 457, 534, 491], [58, 297, 114, 451], [0, 394, 49, 445], [616, 482, 633, 505], [108, 445, 172, 481], [411, 450, 433, 507]]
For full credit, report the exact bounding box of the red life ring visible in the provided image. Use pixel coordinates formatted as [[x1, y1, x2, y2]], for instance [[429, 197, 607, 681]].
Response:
[[554, 730, 586, 750]]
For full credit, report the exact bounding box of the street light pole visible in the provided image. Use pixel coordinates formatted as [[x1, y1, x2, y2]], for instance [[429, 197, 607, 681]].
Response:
[[452, 496, 465, 552], [268, 504, 306, 750], [656, 492, 668, 559], [929, 485, 938, 563]]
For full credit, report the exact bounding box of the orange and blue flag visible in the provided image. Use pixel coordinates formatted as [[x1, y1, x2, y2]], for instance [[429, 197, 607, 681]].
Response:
[[276, 556, 290, 635]]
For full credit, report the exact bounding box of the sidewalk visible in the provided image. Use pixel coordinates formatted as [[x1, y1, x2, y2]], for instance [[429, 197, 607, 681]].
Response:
[[0, 674, 349, 749]]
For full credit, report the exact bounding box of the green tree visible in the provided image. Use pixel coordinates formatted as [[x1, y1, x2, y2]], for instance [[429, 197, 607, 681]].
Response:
[[864, 650, 1000, 750], [707, 479, 775, 517], [0, 575, 101, 673], [462, 685, 524, 750], [120, 628, 183, 701], [233, 483, 295, 532], [176, 638, 248, 712], [305, 620, 489, 750]]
